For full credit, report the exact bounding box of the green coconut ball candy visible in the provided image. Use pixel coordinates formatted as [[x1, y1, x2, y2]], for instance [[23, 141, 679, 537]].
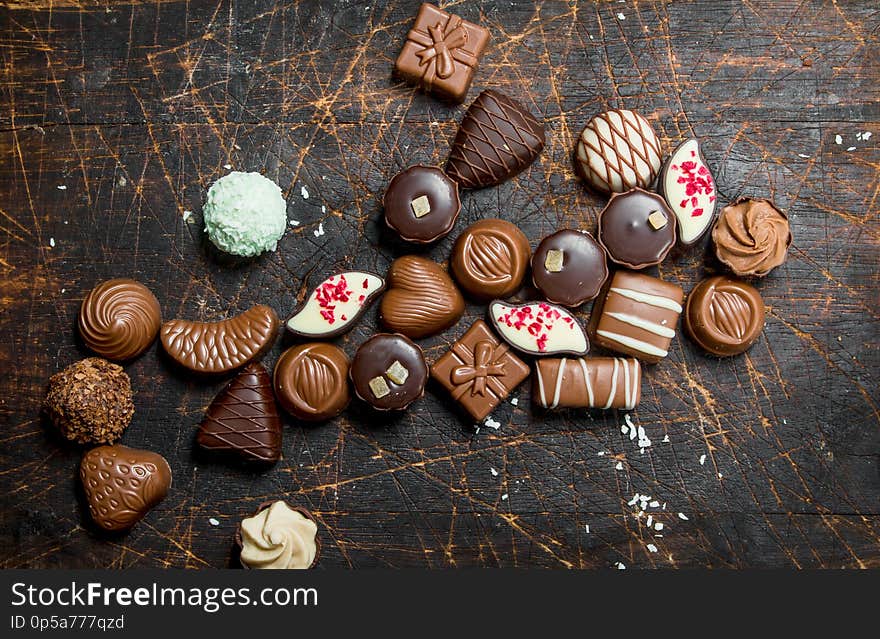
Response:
[[203, 171, 288, 257]]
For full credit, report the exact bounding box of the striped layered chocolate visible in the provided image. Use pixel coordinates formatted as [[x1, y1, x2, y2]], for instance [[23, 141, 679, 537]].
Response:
[[533, 357, 641, 410], [589, 271, 683, 363]]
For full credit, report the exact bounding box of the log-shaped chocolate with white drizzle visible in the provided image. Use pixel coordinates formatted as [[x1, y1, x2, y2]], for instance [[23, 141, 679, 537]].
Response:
[[533, 357, 641, 410]]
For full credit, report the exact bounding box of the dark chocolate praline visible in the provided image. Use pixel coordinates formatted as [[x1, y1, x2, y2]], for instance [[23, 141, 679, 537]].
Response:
[[349, 333, 428, 411], [597, 188, 678, 270], [531, 229, 608, 307], [384, 165, 461, 243]]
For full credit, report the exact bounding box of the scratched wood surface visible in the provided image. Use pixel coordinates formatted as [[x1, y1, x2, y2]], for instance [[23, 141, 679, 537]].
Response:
[[1, 0, 878, 568]]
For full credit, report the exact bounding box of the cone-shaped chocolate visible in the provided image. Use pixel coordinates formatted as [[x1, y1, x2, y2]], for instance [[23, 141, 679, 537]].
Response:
[[445, 90, 545, 189], [197, 363, 282, 464]]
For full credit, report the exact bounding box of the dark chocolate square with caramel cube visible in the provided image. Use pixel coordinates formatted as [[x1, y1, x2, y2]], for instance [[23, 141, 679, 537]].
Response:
[[431, 320, 529, 422], [395, 3, 490, 103]]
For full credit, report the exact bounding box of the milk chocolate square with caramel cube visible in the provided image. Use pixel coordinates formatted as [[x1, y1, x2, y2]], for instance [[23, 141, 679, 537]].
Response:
[[589, 271, 684, 364], [394, 3, 490, 103], [431, 320, 529, 422]]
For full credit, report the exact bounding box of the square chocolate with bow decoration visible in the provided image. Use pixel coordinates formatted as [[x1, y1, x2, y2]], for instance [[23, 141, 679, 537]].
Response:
[[395, 3, 490, 103], [431, 319, 529, 422]]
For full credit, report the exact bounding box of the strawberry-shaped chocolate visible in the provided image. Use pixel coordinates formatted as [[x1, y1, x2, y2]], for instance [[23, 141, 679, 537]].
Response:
[[80, 445, 172, 532]]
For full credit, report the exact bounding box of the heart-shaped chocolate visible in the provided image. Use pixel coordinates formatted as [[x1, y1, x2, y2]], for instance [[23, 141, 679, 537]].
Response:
[[380, 255, 464, 338], [80, 444, 172, 532], [197, 362, 282, 464]]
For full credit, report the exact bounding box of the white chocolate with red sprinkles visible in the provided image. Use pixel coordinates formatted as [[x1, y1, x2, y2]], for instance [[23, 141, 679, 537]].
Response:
[[286, 272, 385, 338], [489, 300, 589, 356], [660, 138, 717, 245]]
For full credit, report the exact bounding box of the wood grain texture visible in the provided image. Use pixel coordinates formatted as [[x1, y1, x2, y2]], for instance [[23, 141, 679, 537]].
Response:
[[0, 0, 878, 568]]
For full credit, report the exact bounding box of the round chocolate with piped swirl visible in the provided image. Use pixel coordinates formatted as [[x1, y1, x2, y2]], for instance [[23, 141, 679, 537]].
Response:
[[450, 219, 531, 300], [712, 197, 791, 277], [684, 276, 765, 357], [531, 229, 608, 307], [78, 279, 161, 360], [597, 188, 677, 270], [349, 333, 427, 411], [384, 165, 461, 243]]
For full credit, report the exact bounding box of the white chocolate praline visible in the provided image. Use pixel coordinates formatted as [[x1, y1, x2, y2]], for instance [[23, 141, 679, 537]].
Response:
[[491, 301, 588, 355], [240, 501, 318, 569], [662, 139, 717, 244], [287, 272, 384, 336]]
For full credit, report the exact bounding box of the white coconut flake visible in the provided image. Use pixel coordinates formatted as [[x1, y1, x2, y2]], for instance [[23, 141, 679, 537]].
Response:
[[289, 219, 300, 226], [646, 515, 654, 527], [57, 185, 67, 190], [49, 237, 55, 247], [678, 512, 689, 521], [718, 472, 723, 479], [649, 500, 659, 508], [182, 210, 192, 222], [301, 186, 310, 199], [490, 467, 499, 477], [313, 223, 325, 237], [584, 524, 590, 534], [509, 397, 518, 406], [628, 494, 640, 506], [617, 12, 626, 20], [655, 522, 664, 531], [223, 164, 232, 170], [862, 131, 872, 140], [662, 434, 670, 443], [621, 424, 629, 435], [484, 415, 501, 430], [699, 454, 706, 465], [208, 518, 220, 526], [615, 461, 623, 470], [597, 451, 605, 456], [615, 561, 626, 570], [846, 146, 856, 151], [797, 153, 810, 158], [835, 134, 842, 145], [647, 544, 658, 553], [501, 493, 508, 501]]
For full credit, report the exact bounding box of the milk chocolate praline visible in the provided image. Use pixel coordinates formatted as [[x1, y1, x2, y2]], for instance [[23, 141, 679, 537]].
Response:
[[684, 276, 765, 357], [450, 219, 531, 300], [274, 343, 350, 421], [597, 188, 677, 270], [350, 333, 427, 411], [712, 197, 791, 277], [234, 501, 321, 570], [384, 166, 461, 243], [531, 229, 608, 307], [79, 278, 161, 361]]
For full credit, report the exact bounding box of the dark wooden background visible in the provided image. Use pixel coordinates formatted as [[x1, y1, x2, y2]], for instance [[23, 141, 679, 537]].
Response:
[[1, 0, 877, 568]]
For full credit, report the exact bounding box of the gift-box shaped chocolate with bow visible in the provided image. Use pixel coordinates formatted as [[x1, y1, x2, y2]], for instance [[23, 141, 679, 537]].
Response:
[[395, 3, 490, 103]]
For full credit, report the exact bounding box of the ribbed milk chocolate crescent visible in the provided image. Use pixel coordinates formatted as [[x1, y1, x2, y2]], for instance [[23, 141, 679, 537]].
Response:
[[161, 305, 279, 374]]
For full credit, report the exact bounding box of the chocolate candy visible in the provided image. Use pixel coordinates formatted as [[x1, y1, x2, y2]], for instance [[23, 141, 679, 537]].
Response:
[[712, 197, 791, 277], [80, 445, 172, 532], [274, 343, 350, 421], [533, 357, 641, 410], [575, 109, 662, 194], [350, 334, 427, 411], [659, 138, 718, 245], [286, 272, 385, 339], [236, 501, 320, 569], [44, 358, 134, 444], [531, 229, 608, 306], [394, 3, 490, 104], [446, 90, 545, 188], [431, 319, 529, 422], [589, 271, 684, 363], [161, 305, 279, 374], [450, 219, 531, 300], [79, 279, 161, 361], [489, 300, 589, 357], [597, 188, 677, 270], [380, 255, 464, 338], [384, 166, 461, 243], [684, 276, 765, 357], [197, 363, 282, 464]]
